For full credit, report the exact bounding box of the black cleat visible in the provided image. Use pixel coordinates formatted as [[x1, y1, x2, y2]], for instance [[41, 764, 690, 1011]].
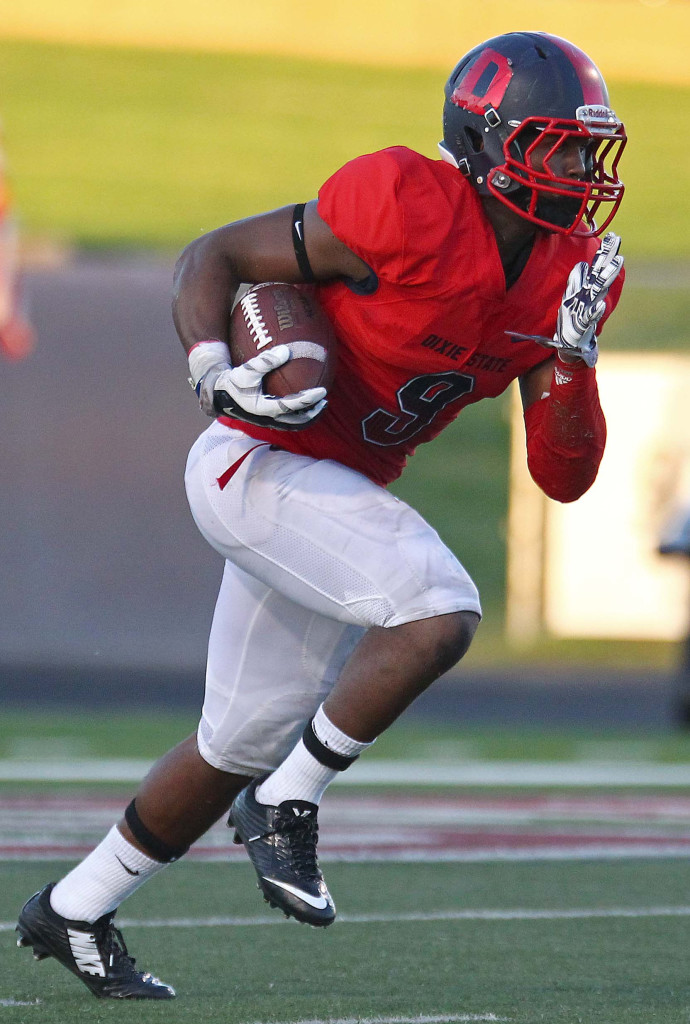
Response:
[[228, 775, 335, 927], [16, 884, 175, 1000]]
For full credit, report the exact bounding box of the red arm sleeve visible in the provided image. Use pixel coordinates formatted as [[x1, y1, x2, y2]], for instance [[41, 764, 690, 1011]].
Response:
[[523, 360, 606, 503]]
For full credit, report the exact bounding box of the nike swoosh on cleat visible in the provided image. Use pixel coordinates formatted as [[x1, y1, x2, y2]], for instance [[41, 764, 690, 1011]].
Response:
[[262, 877, 329, 910]]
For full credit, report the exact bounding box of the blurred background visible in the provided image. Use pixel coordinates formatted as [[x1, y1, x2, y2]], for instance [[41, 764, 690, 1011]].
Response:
[[1, 0, 690, 727]]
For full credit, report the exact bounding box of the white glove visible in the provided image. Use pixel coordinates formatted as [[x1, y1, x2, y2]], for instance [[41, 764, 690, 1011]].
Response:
[[552, 232, 624, 367], [504, 233, 623, 367], [199, 345, 327, 430]]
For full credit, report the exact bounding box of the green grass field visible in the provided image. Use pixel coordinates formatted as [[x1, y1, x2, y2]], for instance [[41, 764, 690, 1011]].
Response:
[[3, 713, 690, 1023], [5, 707, 690, 787], [0, 39, 689, 259], [4, 858, 690, 1023], [6, 710, 690, 764]]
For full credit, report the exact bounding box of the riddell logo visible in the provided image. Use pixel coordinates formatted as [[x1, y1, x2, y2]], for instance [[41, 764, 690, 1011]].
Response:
[[575, 104, 620, 134], [576, 105, 615, 122]]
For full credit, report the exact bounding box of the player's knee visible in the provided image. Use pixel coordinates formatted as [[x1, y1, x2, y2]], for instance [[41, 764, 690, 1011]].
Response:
[[418, 609, 479, 677], [457, 609, 480, 658]]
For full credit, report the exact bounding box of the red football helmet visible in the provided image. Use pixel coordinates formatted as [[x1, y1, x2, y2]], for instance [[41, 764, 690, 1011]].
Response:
[[440, 32, 626, 235]]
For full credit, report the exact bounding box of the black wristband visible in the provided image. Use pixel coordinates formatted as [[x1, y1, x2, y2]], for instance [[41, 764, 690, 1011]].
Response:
[[302, 718, 359, 772], [292, 203, 317, 284]]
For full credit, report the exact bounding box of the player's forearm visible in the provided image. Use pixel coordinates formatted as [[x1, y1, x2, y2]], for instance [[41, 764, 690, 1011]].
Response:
[[172, 229, 242, 355], [524, 358, 606, 503]]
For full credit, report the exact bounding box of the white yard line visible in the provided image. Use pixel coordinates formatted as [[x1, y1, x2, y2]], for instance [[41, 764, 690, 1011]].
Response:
[[0, 759, 151, 781], [4, 904, 690, 933], [4, 758, 690, 785], [245, 1017, 510, 1024], [4, 843, 690, 864]]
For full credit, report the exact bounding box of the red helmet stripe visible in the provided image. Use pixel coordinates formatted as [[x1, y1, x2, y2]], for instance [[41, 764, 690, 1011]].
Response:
[[537, 33, 608, 105]]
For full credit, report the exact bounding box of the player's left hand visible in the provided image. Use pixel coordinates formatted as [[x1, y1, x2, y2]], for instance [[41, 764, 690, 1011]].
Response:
[[504, 233, 623, 366], [552, 232, 624, 367]]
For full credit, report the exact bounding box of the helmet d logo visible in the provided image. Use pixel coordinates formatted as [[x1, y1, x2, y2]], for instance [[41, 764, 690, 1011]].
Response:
[[451, 49, 513, 116]]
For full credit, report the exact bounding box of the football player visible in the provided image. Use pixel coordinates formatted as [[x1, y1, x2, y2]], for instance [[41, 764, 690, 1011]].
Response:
[[18, 31, 625, 998]]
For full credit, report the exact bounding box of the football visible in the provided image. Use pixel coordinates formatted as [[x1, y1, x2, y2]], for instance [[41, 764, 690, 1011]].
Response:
[[229, 282, 337, 398]]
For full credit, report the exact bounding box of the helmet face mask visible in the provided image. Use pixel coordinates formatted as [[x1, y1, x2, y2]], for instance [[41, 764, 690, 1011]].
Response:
[[494, 114, 626, 234], [440, 32, 627, 236]]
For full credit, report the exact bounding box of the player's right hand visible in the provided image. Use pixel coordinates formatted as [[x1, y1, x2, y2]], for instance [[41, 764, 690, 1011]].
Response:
[[200, 347, 327, 430]]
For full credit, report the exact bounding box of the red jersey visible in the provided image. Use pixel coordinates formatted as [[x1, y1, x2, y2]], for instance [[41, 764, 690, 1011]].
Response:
[[223, 147, 623, 486]]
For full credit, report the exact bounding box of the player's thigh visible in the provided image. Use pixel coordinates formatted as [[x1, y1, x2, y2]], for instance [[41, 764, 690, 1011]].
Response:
[[198, 559, 364, 775], [185, 421, 481, 628]]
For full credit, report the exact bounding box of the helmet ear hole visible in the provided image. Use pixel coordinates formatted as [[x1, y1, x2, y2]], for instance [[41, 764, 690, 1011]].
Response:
[[465, 127, 484, 153]]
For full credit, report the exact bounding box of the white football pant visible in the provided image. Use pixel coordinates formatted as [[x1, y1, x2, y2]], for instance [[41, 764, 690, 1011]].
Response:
[[185, 420, 481, 774]]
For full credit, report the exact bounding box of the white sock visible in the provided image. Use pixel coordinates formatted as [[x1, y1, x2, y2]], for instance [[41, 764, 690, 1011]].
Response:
[[256, 704, 374, 807], [49, 826, 168, 923]]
